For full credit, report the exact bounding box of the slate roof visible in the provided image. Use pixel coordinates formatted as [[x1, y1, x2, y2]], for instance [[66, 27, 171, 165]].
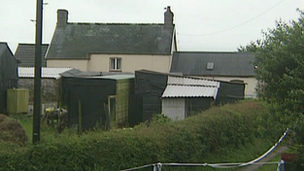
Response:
[[0, 43, 6, 56], [46, 23, 175, 59], [15, 43, 49, 67], [0, 42, 13, 57], [170, 52, 256, 77]]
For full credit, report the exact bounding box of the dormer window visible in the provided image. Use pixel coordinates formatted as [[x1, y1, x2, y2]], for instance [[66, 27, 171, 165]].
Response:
[[110, 57, 121, 71]]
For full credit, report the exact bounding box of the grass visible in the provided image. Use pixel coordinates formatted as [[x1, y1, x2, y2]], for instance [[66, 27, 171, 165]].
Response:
[[159, 138, 281, 171], [9, 114, 33, 144], [9, 114, 61, 145]]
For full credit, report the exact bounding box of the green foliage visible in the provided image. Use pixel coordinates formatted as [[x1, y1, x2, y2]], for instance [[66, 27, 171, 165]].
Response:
[[292, 146, 304, 170], [240, 9, 304, 166], [239, 9, 304, 114], [152, 113, 173, 124], [0, 101, 283, 171]]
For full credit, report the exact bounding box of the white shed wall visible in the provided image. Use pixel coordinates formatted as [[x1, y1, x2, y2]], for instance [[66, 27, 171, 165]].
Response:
[[162, 98, 185, 120]]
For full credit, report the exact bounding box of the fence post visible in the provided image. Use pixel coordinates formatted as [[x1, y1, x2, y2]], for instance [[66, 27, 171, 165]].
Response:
[[78, 100, 82, 134], [153, 163, 162, 171]]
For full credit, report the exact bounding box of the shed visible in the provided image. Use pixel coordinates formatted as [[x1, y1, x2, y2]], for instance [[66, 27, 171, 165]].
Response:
[[162, 76, 220, 120], [135, 70, 245, 122], [0, 43, 18, 113], [61, 73, 135, 130], [134, 70, 171, 121]]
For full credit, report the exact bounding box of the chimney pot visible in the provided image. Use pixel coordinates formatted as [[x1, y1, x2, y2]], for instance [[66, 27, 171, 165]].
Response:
[[57, 9, 68, 26], [164, 6, 174, 29]]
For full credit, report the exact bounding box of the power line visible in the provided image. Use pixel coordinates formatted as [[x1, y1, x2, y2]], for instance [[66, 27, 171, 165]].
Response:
[[178, 0, 287, 37]]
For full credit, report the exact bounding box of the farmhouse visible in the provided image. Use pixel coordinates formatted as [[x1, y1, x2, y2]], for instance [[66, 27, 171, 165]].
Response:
[[46, 7, 177, 73]]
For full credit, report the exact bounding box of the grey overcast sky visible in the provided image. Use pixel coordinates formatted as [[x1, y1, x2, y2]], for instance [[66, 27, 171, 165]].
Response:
[[0, 0, 303, 53]]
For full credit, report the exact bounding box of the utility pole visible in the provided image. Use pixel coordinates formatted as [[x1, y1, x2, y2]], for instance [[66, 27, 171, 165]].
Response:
[[33, 0, 43, 144]]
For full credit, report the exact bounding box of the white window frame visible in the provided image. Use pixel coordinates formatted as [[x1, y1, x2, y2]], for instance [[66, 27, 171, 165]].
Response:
[[110, 57, 122, 71]]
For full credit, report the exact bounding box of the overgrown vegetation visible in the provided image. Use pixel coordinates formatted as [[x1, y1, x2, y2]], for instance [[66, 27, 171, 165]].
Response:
[[0, 114, 28, 146], [0, 100, 284, 171]]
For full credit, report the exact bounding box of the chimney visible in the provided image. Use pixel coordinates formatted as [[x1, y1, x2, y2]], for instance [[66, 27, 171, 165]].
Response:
[[57, 9, 68, 26], [164, 6, 174, 29]]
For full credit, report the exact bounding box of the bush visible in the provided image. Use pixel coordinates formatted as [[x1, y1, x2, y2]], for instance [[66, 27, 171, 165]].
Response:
[[0, 100, 283, 171]]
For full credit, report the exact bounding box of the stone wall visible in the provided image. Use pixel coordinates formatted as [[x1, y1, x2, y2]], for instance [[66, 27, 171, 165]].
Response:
[[18, 78, 60, 103]]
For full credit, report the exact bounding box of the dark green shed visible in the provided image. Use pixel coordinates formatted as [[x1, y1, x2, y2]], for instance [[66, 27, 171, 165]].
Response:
[[0, 43, 18, 113], [61, 73, 135, 130]]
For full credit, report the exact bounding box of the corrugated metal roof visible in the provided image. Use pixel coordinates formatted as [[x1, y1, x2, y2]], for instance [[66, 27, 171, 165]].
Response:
[[18, 67, 73, 79], [167, 76, 220, 87], [162, 85, 218, 98], [162, 75, 220, 98]]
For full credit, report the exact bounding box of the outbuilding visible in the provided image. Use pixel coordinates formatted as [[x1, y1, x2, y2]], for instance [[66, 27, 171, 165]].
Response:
[[135, 70, 246, 122], [162, 76, 220, 120], [61, 72, 135, 130], [0, 43, 18, 113]]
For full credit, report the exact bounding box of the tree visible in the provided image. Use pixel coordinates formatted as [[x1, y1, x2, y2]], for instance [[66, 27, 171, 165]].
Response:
[[240, 10, 304, 167], [239, 9, 304, 115]]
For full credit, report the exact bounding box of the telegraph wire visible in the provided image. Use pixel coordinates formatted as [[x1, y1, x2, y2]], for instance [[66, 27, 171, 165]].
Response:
[[178, 0, 287, 37]]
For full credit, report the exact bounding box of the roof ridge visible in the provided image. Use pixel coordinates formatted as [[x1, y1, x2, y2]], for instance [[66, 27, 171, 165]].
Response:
[[168, 83, 218, 87], [17, 43, 49, 46], [68, 22, 164, 26], [168, 75, 218, 82]]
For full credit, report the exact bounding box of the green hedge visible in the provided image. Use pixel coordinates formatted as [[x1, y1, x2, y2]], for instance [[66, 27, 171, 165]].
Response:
[[0, 100, 282, 171]]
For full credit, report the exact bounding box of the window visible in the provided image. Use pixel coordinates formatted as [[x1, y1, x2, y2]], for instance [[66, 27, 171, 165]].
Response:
[[110, 58, 121, 71], [206, 62, 214, 70]]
